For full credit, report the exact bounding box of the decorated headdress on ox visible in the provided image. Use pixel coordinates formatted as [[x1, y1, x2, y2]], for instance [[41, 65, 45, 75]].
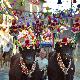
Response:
[[19, 47, 36, 65], [55, 37, 74, 55], [19, 46, 40, 66]]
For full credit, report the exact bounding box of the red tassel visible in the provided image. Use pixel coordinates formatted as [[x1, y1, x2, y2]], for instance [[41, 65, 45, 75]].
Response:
[[25, 40, 29, 45], [62, 37, 67, 43], [73, 0, 76, 3], [12, 19, 16, 25]]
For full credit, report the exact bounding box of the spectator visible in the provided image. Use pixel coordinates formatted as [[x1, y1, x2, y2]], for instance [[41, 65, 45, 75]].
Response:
[[35, 48, 48, 70], [2, 43, 11, 60]]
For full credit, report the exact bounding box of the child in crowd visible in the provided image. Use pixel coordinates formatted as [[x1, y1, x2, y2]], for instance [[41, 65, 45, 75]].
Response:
[[35, 48, 48, 80], [35, 48, 48, 70]]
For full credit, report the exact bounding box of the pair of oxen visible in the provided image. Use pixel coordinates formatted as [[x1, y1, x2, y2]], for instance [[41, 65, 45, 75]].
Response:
[[9, 42, 75, 80]]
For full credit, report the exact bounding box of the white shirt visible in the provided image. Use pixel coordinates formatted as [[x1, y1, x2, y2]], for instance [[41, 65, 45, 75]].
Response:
[[35, 57, 48, 70], [3, 46, 11, 53]]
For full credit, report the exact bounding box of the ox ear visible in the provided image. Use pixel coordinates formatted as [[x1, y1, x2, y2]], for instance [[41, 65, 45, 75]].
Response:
[[19, 47, 23, 53], [19, 47, 28, 54], [55, 42, 62, 53], [35, 48, 40, 53], [19, 46, 40, 56], [70, 43, 76, 49]]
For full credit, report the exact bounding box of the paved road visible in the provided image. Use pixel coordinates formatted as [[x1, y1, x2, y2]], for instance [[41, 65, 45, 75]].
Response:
[[0, 70, 9, 80], [0, 70, 80, 80]]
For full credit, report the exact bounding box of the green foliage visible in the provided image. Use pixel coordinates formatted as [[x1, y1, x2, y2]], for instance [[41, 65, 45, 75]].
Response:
[[74, 32, 80, 43], [40, 0, 46, 3], [8, 0, 24, 9], [43, 12, 52, 17]]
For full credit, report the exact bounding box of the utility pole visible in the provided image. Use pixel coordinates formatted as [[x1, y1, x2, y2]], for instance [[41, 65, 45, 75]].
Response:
[[70, 0, 73, 28]]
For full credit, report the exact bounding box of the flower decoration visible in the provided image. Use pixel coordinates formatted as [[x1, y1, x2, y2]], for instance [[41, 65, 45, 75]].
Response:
[[17, 27, 36, 48], [19, 57, 36, 76], [57, 53, 72, 75], [41, 28, 53, 43], [58, 37, 74, 48]]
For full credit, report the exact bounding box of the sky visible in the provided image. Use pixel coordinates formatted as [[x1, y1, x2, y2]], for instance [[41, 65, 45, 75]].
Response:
[[43, 0, 80, 13]]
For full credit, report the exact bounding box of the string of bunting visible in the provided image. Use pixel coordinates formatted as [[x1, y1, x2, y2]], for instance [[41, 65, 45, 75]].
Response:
[[57, 0, 76, 4]]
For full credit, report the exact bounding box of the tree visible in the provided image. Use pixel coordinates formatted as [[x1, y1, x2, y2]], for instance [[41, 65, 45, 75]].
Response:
[[40, 0, 46, 3]]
